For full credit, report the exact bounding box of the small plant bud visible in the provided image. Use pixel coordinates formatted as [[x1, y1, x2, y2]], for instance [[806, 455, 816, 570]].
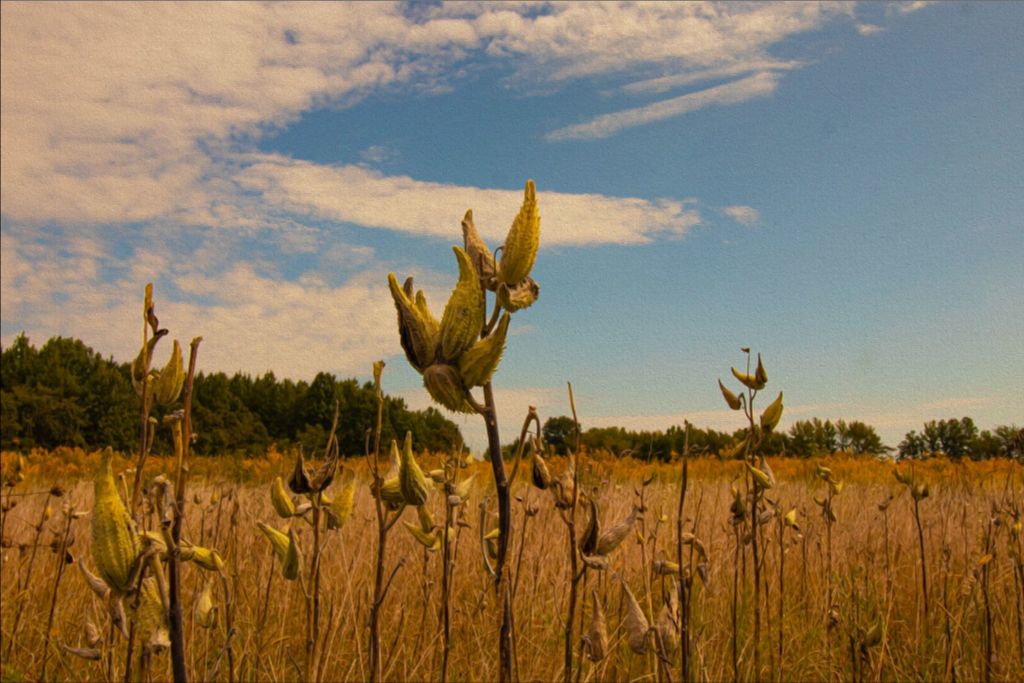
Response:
[[759, 391, 784, 431], [462, 209, 498, 289], [388, 273, 438, 372], [496, 276, 539, 312], [153, 339, 185, 406]]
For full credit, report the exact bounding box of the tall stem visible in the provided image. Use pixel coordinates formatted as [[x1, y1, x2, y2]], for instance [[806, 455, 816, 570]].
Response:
[[168, 337, 201, 683], [481, 381, 513, 683]]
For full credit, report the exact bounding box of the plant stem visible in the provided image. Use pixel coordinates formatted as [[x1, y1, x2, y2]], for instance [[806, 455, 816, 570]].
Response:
[[481, 380, 513, 683]]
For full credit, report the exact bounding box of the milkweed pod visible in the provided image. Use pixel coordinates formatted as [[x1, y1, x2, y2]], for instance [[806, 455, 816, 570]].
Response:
[[91, 449, 140, 593], [84, 618, 102, 648], [130, 335, 163, 399], [499, 180, 540, 285], [754, 353, 768, 387], [719, 380, 742, 410], [458, 312, 509, 387], [417, 504, 436, 533], [423, 363, 474, 413], [496, 276, 539, 312], [656, 590, 680, 657], [428, 469, 446, 484], [595, 506, 638, 556], [186, 544, 225, 572], [373, 476, 405, 510], [531, 451, 551, 490], [484, 528, 500, 561], [388, 273, 438, 372], [399, 432, 430, 506], [282, 528, 301, 581], [893, 467, 911, 486], [454, 473, 475, 500], [195, 580, 218, 629], [415, 290, 441, 348], [579, 498, 601, 556], [132, 577, 170, 653], [462, 209, 497, 287], [731, 367, 760, 391], [152, 339, 185, 406], [622, 581, 650, 654], [747, 462, 774, 490], [271, 476, 296, 518], [62, 644, 102, 661], [288, 448, 312, 495], [816, 464, 834, 481], [327, 468, 356, 530], [583, 589, 608, 662], [140, 530, 168, 558], [403, 521, 441, 551], [828, 478, 844, 496], [439, 246, 484, 363], [784, 508, 799, 529], [760, 392, 784, 432], [912, 482, 929, 501], [78, 561, 110, 598], [257, 522, 290, 563], [721, 434, 749, 459], [653, 559, 681, 576], [581, 553, 610, 570], [826, 501, 837, 523]]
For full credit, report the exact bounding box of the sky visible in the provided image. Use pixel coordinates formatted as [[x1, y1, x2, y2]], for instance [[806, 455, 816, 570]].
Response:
[[2, 1, 1022, 453]]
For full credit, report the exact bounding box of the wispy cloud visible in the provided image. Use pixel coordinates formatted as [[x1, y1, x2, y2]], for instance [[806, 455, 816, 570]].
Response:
[[546, 72, 780, 141], [239, 155, 702, 246], [723, 205, 762, 226]]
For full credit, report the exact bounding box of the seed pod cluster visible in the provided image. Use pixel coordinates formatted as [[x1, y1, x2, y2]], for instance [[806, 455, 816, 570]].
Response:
[[91, 449, 140, 594], [388, 180, 541, 414]]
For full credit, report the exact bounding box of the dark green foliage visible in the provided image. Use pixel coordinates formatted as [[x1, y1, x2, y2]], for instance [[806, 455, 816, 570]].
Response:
[[542, 415, 577, 454], [899, 417, 1022, 461], [0, 333, 462, 456]]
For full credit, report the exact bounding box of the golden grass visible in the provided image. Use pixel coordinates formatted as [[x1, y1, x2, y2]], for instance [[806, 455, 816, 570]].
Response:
[[1, 451, 1021, 682]]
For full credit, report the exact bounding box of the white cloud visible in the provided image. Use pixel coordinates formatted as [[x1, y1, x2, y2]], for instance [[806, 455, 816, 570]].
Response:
[[622, 60, 803, 95], [546, 72, 780, 141], [723, 205, 762, 226], [855, 23, 885, 36], [238, 155, 702, 246], [0, 227, 412, 380]]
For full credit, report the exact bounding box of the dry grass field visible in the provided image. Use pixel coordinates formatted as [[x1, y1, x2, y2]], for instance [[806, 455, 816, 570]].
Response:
[[1, 450, 1021, 682]]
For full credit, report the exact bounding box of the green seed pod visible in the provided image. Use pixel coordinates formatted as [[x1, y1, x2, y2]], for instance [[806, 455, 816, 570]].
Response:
[[458, 312, 510, 387], [423, 363, 474, 413], [747, 462, 774, 490], [373, 476, 405, 511], [496, 276, 539, 312], [462, 209, 497, 289], [863, 620, 883, 648], [531, 450, 551, 490], [91, 449, 140, 594], [388, 273, 438, 372], [454, 473, 475, 500], [130, 335, 163, 400], [185, 544, 225, 572], [131, 577, 170, 653], [152, 339, 185, 406], [595, 506, 638, 556], [403, 521, 441, 551], [579, 499, 601, 556], [195, 579, 218, 629], [499, 180, 540, 285], [288, 448, 312, 495], [282, 528, 301, 581], [731, 367, 762, 391], [760, 391, 784, 432], [417, 504, 436, 533], [326, 468, 356, 530], [719, 380, 742, 410], [754, 353, 768, 387], [257, 522, 290, 563], [440, 247, 484, 363], [271, 476, 296, 518], [399, 432, 430, 507]]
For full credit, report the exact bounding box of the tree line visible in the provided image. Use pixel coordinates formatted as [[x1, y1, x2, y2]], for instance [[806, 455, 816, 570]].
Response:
[[541, 414, 1022, 461], [3, 334, 1020, 462], [0, 334, 462, 456]]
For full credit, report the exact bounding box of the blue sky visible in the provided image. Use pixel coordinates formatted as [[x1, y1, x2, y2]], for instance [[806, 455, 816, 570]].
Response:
[[2, 1, 1022, 451]]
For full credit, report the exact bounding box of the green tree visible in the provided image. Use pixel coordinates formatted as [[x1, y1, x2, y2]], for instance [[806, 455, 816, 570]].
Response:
[[543, 415, 578, 455]]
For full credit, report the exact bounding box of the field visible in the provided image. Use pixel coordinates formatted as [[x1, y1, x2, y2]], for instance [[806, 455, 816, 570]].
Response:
[[2, 449, 1021, 682]]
